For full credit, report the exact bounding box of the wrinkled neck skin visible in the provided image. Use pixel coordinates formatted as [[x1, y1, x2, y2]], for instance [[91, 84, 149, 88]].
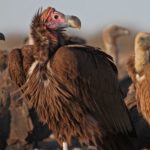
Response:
[[31, 14, 65, 64], [104, 37, 118, 66], [135, 45, 149, 73]]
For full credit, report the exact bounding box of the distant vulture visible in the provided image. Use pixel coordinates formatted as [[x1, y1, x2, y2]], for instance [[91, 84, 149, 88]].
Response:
[[125, 32, 150, 149], [0, 33, 33, 148], [8, 7, 135, 150], [125, 83, 150, 149], [127, 32, 150, 125], [102, 25, 132, 96], [102, 25, 129, 67]]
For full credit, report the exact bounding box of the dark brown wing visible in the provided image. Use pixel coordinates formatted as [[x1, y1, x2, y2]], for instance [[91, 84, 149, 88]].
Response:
[[20, 44, 135, 145], [8, 45, 35, 88], [8, 48, 26, 87], [52, 44, 135, 135]]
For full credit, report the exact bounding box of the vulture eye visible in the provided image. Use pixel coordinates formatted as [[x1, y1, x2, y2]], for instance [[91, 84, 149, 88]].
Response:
[[140, 37, 145, 41], [54, 15, 59, 20]]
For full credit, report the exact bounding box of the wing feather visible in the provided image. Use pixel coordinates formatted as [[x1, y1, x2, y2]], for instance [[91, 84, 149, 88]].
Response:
[[20, 44, 135, 144], [52, 45, 135, 136], [8, 48, 26, 87]]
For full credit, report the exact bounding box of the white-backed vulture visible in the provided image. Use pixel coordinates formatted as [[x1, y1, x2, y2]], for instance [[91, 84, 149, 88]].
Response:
[[102, 25, 132, 96], [127, 32, 150, 124], [125, 32, 150, 149], [8, 7, 135, 150], [102, 25, 129, 67], [125, 83, 150, 149]]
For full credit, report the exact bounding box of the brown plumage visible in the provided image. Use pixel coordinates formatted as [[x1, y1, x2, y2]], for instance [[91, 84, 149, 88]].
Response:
[[8, 7, 135, 149], [127, 32, 150, 124], [0, 33, 33, 147], [125, 82, 150, 149], [0, 70, 11, 150]]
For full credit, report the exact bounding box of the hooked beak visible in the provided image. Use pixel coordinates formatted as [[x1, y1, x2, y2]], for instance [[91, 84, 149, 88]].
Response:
[[65, 15, 81, 29], [0, 33, 5, 40], [119, 27, 130, 35], [122, 29, 130, 35]]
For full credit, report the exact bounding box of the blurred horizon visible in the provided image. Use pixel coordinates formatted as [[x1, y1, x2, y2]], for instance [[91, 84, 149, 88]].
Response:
[[0, 0, 150, 50], [0, 0, 150, 34]]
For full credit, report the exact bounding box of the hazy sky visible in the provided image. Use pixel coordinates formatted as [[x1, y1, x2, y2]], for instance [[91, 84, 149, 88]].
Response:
[[0, 0, 150, 35]]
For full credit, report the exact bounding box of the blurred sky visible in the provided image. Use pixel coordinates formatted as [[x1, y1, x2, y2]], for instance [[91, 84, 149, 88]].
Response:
[[0, 0, 150, 36]]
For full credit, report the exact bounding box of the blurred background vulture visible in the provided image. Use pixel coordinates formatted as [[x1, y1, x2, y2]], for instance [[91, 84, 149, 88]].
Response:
[[102, 25, 132, 96], [8, 7, 135, 150], [0, 33, 9, 150], [0, 33, 34, 150], [102, 24, 129, 67], [125, 32, 150, 149], [127, 32, 150, 124]]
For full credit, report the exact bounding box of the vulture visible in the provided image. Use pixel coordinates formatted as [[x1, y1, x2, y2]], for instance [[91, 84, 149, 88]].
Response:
[[0, 70, 11, 150], [125, 32, 150, 149], [102, 25, 132, 96], [125, 83, 150, 149], [102, 24, 129, 67], [127, 32, 150, 124], [0, 33, 33, 149], [8, 7, 135, 150]]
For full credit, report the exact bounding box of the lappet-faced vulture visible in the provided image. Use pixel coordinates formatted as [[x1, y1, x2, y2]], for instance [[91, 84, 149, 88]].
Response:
[[8, 7, 135, 150]]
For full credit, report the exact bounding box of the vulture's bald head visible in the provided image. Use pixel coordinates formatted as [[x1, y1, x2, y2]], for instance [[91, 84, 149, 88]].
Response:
[[0, 33, 5, 41], [35, 7, 81, 31], [134, 32, 150, 73], [135, 32, 150, 50]]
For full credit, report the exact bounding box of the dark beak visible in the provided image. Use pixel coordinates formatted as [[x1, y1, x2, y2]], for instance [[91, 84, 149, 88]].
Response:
[[118, 27, 130, 35], [65, 15, 81, 29], [0, 33, 5, 40]]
